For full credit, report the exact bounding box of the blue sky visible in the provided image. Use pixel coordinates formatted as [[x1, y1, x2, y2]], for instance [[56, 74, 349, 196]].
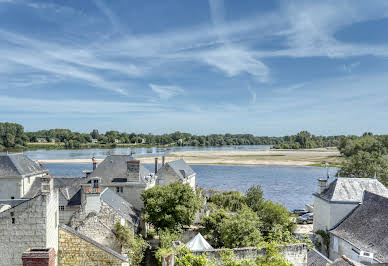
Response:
[[1, 0, 388, 136]]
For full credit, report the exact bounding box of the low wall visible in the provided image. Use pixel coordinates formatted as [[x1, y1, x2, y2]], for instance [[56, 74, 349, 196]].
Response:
[[166, 242, 307, 266]]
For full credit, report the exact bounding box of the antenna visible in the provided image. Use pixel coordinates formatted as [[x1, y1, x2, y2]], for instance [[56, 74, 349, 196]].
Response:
[[325, 162, 330, 180]]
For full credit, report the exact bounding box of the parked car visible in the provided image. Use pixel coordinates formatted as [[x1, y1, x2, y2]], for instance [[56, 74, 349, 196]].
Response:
[[291, 209, 309, 216], [297, 213, 313, 224]]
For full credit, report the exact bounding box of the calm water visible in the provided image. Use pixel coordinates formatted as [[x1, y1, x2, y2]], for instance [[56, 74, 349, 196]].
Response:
[[43, 162, 338, 210], [24, 145, 271, 160]]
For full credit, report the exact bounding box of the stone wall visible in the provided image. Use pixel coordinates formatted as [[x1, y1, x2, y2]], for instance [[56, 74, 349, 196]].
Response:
[[58, 225, 129, 266], [168, 243, 307, 266], [0, 191, 59, 266], [70, 199, 132, 252]]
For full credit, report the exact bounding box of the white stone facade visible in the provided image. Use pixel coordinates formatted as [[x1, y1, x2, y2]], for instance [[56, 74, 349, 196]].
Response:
[[0, 173, 46, 199], [0, 189, 59, 266], [313, 196, 358, 232]]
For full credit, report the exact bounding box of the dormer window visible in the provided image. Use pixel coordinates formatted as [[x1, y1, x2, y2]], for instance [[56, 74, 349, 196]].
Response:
[[93, 179, 99, 188]]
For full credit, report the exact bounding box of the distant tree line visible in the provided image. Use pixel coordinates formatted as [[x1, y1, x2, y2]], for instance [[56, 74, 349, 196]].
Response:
[[1, 122, 387, 153]]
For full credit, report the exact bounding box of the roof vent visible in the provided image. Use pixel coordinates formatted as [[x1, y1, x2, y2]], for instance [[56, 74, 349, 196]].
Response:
[[359, 251, 374, 264]]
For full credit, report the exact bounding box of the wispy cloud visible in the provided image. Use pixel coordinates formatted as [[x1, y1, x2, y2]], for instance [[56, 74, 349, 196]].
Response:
[[149, 84, 184, 100]]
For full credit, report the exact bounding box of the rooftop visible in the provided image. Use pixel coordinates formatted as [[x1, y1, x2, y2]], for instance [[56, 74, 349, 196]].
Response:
[[330, 255, 365, 266], [163, 159, 195, 180], [314, 178, 388, 202], [307, 248, 332, 266], [330, 191, 388, 262], [0, 153, 47, 178], [90, 155, 150, 182], [100, 188, 140, 226]]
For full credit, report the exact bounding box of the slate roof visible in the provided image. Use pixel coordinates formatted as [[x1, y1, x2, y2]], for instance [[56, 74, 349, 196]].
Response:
[[164, 159, 195, 180], [0, 153, 47, 178], [330, 256, 365, 266], [0, 199, 29, 208], [23, 176, 85, 206], [90, 155, 150, 181], [307, 248, 332, 266], [330, 191, 388, 262], [59, 224, 129, 263], [314, 178, 388, 202], [100, 188, 140, 226]]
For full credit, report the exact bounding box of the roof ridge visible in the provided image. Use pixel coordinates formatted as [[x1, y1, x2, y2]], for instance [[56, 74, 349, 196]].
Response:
[[59, 224, 129, 262]]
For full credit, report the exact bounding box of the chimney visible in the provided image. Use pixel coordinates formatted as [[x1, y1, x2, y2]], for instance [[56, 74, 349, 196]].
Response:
[[40, 175, 53, 195], [81, 177, 101, 214], [162, 156, 165, 166], [92, 157, 97, 171], [155, 157, 158, 174], [22, 248, 56, 266], [317, 178, 328, 194]]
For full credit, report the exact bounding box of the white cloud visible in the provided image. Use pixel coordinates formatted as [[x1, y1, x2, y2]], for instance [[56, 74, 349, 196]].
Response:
[[149, 84, 184, 100], [247, 86, 257, 105]]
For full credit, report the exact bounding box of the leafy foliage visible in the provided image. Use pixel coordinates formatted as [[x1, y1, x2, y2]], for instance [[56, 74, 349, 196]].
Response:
[[175, 246, 214, 266], [159, 228, 182, 249], [208, 191, 246, 212], [141, 182, 202, 230], [337, 134, 388, 186], [0, 122, 27, 149], [200, 209, 228, 248], [115, 222, 150, 265], [220, 207, 263, 248]]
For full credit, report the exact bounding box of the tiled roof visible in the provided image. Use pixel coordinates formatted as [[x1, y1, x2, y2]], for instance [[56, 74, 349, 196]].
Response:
[[59, 224, 129, 262], [100, 188, 140, 226], [0, 153, 47, 178], [164, 159, 195, 180], [90, 155, 150, 182], [330, 191, 388, 262], [307, 248, 332, 266], [23, 176, 85, 205], [330, 256, 365, 266], [315, 178, 388, 202]]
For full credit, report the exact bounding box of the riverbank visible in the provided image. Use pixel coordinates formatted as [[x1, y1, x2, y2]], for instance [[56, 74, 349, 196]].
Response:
[[37, 148, 341, 167]]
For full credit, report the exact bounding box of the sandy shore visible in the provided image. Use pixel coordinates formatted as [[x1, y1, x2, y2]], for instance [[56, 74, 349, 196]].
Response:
[[37, 148, 341, 166]]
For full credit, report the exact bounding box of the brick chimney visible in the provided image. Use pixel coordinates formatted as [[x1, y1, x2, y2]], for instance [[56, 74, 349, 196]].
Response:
[[22, 248, 56, 266], [81, 177, 101, 214]]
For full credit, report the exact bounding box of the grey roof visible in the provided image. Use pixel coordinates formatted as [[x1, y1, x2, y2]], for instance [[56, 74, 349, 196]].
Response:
[[59, 224, 129, 263], [0, 153, 47, 178], [330, 256, 365, 266], [0, 199, 29, 208], [164, 159, 195, 180], [90, 155, 150, 182], [100, 188, 140, 226], [23, 176, 85, 206], [330, 191, 388, 262], [308, 248, 332, 266], [315, 178, 388, 202]]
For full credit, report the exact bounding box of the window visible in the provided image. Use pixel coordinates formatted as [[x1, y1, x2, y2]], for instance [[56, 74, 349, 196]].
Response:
[[93, 179, 99, 188], [116, 187, 120, 192], [12, 218, 15, 224], [11, 197, 14, 199], [120, 187, 123, 193], [59, 206, 65, 211]]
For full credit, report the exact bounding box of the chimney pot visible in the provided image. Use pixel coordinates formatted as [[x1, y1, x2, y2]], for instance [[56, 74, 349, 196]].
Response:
[[155, 158, 158, 174]]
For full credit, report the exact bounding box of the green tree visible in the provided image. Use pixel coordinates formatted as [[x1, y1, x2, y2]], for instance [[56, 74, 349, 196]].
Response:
[[141, 182, 202, 230], [245, 185, 264, 213], [220, 207, 263, 248], [208, 191, 246, 212], [337, 151, 388, 186], [200, 209, 228, 248]]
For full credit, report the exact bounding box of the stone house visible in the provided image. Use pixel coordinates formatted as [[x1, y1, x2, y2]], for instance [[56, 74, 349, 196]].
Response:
[[312, 177, 388, 232], [24, 176, 86, 225], [0, 176, 59, 266], [89, 155, 156, 209], [59, 224, 129, 266], [69, 180, 140, 253], [0, 153, 48, 199], [329, 191, 388, 264], [157, 159, 196, 190]]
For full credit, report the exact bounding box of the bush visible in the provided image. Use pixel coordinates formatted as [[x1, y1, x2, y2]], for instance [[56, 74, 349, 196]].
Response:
[[159, 228, 182, 249], [142, 182, 202, 230], [115, 222, 150, 265], [208, 191, 246, 212], [200, 209, 228, 248], [220, 207, 263, 248], [175, 246, 214, 266]]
